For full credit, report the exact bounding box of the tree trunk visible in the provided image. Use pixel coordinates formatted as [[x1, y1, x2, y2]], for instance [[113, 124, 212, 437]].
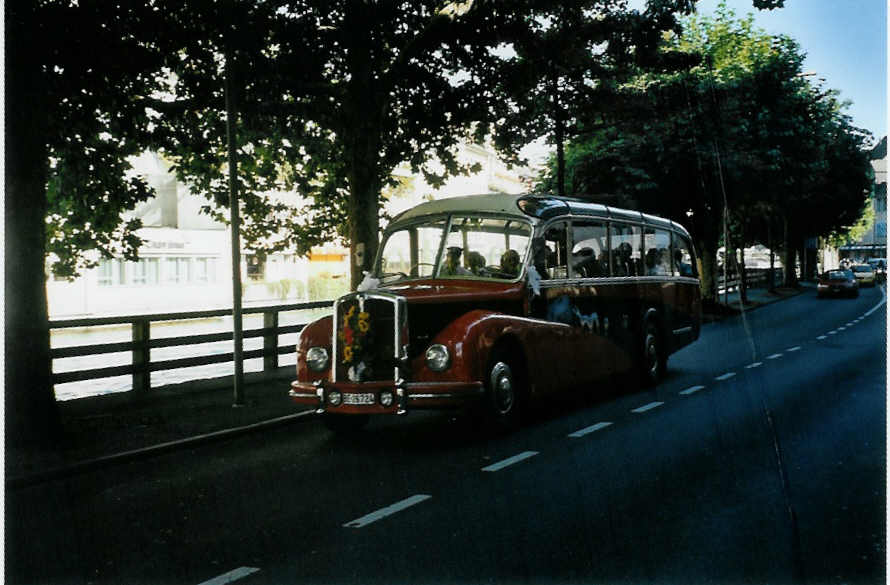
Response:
[[768, 219, 775, 292], [347, 164, 382, 290], [782, 216, 798, 287], [5, 1, 62, 446], [738, 247, 748, 304], [698, 242, 718, 303], [344, 3, 383, 290], [552, 76, 566, 198]]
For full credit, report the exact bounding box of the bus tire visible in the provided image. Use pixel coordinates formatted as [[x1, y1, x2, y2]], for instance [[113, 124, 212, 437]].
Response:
[[639, 317, 666, 387], [484, 351, 525, 431]]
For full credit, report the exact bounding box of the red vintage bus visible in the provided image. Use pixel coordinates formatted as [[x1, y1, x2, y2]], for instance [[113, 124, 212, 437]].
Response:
[[290, 193, 701, 431]]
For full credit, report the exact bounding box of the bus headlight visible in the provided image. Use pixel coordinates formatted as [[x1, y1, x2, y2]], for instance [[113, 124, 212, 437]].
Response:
[[306, 346, 330, 372], [328, 391, 342, 406], [380, 391, 394, 407], [425, 344, 451, 372]]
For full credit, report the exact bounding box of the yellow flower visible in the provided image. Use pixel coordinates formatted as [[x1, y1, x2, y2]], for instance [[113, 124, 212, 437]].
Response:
[[357, 312, 370, 333], [343, 345, 353, 363]]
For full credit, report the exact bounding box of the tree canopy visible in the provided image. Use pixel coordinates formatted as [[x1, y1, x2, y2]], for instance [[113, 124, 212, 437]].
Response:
[[535, 2, 874, 298], [4, 0, 819, 445]]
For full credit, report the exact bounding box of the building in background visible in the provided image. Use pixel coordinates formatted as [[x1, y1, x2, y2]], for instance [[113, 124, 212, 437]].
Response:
[[47, 144, 532, 318], [839, 136, 887, 263]]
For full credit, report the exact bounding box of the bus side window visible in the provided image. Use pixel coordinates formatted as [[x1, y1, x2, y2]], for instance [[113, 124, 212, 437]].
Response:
[[536, 223, 568, 280], [571, 221, 608, 278], [643, 227, 672, 276], [672, 233, 697, 277], [610, 223, 642, 277]]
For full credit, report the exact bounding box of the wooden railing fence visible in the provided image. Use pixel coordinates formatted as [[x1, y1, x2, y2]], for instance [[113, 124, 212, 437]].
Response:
[[50, 300, 334, 394]]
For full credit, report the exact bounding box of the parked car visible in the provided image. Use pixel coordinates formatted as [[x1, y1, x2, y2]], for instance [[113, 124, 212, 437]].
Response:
[[850, 264, 876, 287], [817, 269, 859, 298], [867, 258, 886, 282], [290, 193, 702, 432]]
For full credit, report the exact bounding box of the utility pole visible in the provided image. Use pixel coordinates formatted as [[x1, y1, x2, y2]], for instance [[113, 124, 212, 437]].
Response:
[[225, 43, 245, 407]]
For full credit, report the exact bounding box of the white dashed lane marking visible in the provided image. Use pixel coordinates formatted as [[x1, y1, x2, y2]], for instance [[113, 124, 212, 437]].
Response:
[[679, 385, 705, 395], [343, 495, 432, 528], [817, 335, 827, 340], [714, 372, 736, 381], [481, 451, 539, 472], [197, 567, 260, 585], [786, 346, 801, 352], [767, 353, 783, 360], [745, 362, 763, 369], [568, 422, 613, 438], [631, 402, 664, 413]]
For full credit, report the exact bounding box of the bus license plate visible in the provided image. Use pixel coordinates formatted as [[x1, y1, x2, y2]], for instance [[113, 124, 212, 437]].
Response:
[[343, 393, 376, 405]]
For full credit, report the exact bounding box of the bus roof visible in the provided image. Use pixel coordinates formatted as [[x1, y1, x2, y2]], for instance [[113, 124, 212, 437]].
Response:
[[389, 193, 692, 238]]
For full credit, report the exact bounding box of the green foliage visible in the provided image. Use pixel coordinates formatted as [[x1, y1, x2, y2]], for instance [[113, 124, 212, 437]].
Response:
[[488, 0, 698, 193], [26, 1, 173, 277], [537, 1, 872, 296], [153, 1, 521, 282], [308, 272, 350, 302]]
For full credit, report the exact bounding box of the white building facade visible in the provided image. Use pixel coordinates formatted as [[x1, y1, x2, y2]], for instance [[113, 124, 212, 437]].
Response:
[[47, 145, 533, 318]]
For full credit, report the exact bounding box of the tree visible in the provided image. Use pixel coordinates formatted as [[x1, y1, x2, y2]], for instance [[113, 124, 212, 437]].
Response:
[[6, 1, 171, 445], [535, 2, 872, 300], [155, 1, 529, 288], [489, 0, 697, 197]]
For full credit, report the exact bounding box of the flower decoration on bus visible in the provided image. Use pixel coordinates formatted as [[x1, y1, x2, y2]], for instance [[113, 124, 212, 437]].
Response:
[[339, 304, 371, 365]]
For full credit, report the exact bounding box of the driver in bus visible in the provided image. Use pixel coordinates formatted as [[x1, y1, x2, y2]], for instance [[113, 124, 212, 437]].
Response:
[[442, 246, 471, 275]]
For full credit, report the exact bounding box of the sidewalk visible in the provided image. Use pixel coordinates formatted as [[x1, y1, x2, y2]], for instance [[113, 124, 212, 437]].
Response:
[[8, 283, 808, 487], [703, 282, 809, 321], [7, 377, 315, 487]]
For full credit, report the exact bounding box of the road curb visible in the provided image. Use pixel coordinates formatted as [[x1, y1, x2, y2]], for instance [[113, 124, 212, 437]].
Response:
[[7, 410, 317, 490]]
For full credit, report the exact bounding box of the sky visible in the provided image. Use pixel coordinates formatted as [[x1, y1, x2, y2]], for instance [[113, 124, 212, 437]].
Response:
[[694, 0, 887, 142]]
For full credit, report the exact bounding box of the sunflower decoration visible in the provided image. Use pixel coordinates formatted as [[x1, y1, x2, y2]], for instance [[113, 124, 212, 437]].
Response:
[[339, 304, 371, 365]]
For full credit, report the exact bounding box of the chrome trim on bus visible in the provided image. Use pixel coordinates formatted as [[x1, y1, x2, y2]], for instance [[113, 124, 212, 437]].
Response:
[[672, 326, 693, 336], [289, 391, 317, 399], [536, 275, 700, 287], [408, 392, 482, 400]]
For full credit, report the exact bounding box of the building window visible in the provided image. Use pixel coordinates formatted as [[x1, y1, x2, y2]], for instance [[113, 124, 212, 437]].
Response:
[[246, 255, 265, 281], [165, 257, 191, 283], [194, 257, 217, 283], [98, 259, 114, 286]]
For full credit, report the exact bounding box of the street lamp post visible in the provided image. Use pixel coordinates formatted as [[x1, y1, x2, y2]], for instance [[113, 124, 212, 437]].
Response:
[[225, 46, 245, 407]]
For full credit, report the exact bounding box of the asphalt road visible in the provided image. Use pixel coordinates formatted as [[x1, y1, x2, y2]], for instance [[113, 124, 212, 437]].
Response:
[[7, 285, 886, 585]]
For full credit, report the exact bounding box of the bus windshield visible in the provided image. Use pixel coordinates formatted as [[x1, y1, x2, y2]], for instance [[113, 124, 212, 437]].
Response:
[[376, 216, 533, 283]]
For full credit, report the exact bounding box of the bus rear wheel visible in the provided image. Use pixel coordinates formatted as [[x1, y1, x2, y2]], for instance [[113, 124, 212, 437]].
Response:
[[639, 319, 666, 387]]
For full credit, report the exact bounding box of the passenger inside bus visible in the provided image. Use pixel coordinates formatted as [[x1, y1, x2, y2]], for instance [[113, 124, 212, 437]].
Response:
[[467, 251, 486, 275], [500, 249, 521, 277], [614, 242, 636, 276], [442, 246, 471, 275]]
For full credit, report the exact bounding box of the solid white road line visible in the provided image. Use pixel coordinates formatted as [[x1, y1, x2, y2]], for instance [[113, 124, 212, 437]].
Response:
[[714, 372, 736, 381], [568, 422, 613, 438], [745, 362, 763, 369], [679, 385, 705, 395], [481, 451, 539, 472], [343, 495, 432, 528], [631, 402, 664, 413], [865, 299, 886, 317], [767, 353, 783, 359], [197, 567, 260, 585], [786, 346, 801, 352]]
